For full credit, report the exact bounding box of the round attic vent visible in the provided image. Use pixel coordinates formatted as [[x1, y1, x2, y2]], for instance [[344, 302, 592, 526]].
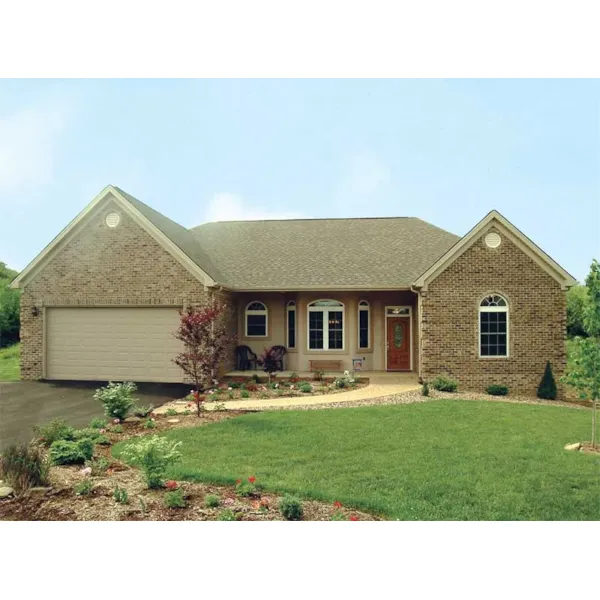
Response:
[[484, 232, 501, 248], [105, 212, 121, 228]]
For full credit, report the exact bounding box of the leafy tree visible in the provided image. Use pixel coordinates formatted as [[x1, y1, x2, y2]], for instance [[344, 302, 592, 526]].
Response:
[[537, 361, 557, 400], [563, 259, 600, 448], [566, 284, 589, 338], [0, 261, 20, 348], [173, 302, 235, 392]]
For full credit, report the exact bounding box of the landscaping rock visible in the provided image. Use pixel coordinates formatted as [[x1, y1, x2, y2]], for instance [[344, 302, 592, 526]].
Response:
[[0, 486, 15, 499], [564, 442, 582, 451], [28, 487, 53, 496], [124, 416, 142, 423], [167, 418, 180, 423]]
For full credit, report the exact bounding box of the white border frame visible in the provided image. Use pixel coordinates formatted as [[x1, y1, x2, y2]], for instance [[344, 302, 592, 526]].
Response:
[[245, 301, 268, 337], [384, 305, 413, 371], [307, 299, 345, 352], [478, 294, 510, 359]]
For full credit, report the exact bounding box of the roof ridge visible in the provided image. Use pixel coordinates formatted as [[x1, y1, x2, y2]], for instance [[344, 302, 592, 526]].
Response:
[[191, 215, 421, 229]]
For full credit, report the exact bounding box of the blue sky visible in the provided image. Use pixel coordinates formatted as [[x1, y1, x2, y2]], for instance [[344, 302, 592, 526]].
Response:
[[0, 79, 598, 282]]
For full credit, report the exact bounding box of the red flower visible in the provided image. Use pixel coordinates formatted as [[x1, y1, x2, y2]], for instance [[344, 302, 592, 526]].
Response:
[[349, 515, 359, 521], [165, 480, 178, 490], [235, 479, 242, 485], [333, 500, 343, 509], [248, 476, 256, 484]]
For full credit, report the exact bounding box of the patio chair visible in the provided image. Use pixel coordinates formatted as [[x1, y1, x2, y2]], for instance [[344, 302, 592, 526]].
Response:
[[271, 345, 287, 371], [235, 345, 258, 371]]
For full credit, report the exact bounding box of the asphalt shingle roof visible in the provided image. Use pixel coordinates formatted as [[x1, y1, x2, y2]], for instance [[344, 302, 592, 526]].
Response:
[[116, 187, 460, 290]]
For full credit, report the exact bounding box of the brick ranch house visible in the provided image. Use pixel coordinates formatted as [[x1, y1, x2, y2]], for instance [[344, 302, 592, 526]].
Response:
[[11, 185, 576, 396]]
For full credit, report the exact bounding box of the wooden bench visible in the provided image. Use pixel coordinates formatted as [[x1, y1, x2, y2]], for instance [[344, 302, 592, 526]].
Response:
[[309, 360, 342, 372]]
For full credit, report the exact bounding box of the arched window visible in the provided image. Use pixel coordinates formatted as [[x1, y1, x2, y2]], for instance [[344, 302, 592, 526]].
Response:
[[286, 301, 296, 349], [479, 294, 508, 357], [307, 300, 344, 350], [245, 301, 268, 337], [358, 300, 370, 349]]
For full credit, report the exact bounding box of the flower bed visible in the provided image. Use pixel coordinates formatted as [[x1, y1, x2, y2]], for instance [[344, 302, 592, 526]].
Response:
[[0, 412, 375, 521]]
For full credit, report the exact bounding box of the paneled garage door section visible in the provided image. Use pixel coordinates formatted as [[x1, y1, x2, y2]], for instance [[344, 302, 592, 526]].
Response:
[[46, 307, 184, 382]]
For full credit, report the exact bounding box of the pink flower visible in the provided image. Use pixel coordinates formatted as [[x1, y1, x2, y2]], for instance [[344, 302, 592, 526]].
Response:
[[333, 500, 343, 509], [113, 418, 120, 424], [349, 515, 359, 521], [248, 476, 256, 484], [224, 497, 234, 506], [165, 480, 178, 490], [79, 467, 92, 476]]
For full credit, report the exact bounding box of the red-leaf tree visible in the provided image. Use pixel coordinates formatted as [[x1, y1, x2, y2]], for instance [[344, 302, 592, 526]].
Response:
[[173, 302, 235, 393]]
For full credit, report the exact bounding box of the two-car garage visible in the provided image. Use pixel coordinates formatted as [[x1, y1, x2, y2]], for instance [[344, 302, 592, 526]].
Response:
[[44, 307, 184, 383]]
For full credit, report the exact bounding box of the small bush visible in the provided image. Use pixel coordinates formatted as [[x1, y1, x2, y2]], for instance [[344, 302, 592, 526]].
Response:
[[164, 488, 187, 508], [313, 369, 325, 382], [228, 391, 235, 399], [217, 508, 237, 521], [33, 419, 75, 447], [113, 486, 129, 504], [235, 476, 259, 497], [94, 381, 137, 420], [120, 436, 182, 489], [278, 495, 304, 521], [229, 381, 241, 389], [85, 456, 109, 476], [0, 443, 50, 494], [89, 417, 107, 430], [165, 408, 178, 417], [208, 394, 218, 402], [132, 405, 155, 418], [205, 494, 220, 508], [240, 390, 250, 399], [144, 418, 156, 429], [74, 479, 94, 496], [486, 384, 509, 396], [330, 511, 348, 521], [298, 382, 312, 393], [110, 424, 124, 434], [245, 383, 259, 392], [537, 361, 557, 400], [422, 382, 430, 397], [49, 438, 94, 465], [432, 376, 458, 392], [250, 373, 260, 383], [72, 427, 104, 442], [289, 372, 300, 383]]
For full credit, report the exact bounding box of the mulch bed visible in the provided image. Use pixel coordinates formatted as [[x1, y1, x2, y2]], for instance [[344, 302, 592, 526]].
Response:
[[0, 412, 377, 522]]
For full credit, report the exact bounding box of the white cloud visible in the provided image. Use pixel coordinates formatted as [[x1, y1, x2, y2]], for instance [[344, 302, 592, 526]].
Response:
[[202, 192, 306, 222], [334, 150, 391, 206], [0, 102, 66, 196]]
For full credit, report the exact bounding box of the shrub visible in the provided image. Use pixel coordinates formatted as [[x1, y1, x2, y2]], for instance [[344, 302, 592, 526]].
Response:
[[89, 417, 107, 430], [72, 427, 104, 442], [330, 511, 348, 521], [86, 456, 109, 476], [113, 486, 129, 504], [94, 381, 137, 420], [486, 384, 509, 396], [432, 375, 458, 392], [250, 373, 260, 384], [228, 381, 241, 389], [235, 476, 259, 497], [205, 494, 220, 508], [49, 438, 94, 465], [217, 508, 237, 521], [421, 382, 430, 397], [313, 369, 325, 382], [245, 383, 259, 392], [537, 361, 557, 400], [278, 495, 303, 521], [0, 443, 50, 494], [144, 418, 156, 429], [240, 390, 250, 399], [164, 488, 187, 508], [110, 424, 124, 434], [165, 408, 178, 417], [33, 419, 75, 447], [289, 372, 300, 383], [120, 436, 182, 489], [132, 405, 155, 418], [74, 479, 94, 496], [298, 382, 312, 393]]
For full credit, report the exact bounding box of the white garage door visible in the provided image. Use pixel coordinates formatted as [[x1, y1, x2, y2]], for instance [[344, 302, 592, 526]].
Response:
[[46, 307, 184, 382]]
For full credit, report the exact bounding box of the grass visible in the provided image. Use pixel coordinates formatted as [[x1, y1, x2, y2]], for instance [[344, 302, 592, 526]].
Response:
[[114, 400, 600, 520], [0, 343, 20, 381]]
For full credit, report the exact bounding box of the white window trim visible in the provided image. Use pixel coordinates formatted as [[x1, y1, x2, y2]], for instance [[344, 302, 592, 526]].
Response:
[[478, 295, 509, 359], [358, 300, 370, 349], [307, 300, 345, 351], [245, 301, 268, 337], [286, 301, 296, 349], [384, 305, 413, 371]]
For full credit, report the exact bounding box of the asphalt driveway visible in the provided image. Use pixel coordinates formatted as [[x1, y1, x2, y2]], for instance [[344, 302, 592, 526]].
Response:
[[0, 381, 189, 450]]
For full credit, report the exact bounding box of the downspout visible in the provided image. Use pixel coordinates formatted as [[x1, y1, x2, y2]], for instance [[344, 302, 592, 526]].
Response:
[[410, 285, 423, 383]]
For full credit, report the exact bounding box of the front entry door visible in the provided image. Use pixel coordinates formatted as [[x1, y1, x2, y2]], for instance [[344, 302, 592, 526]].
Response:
[[386, 317, 411, 371]]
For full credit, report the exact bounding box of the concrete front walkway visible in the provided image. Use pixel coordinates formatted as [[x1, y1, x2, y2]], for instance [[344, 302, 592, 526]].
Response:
[[154, 372, 420, 413]]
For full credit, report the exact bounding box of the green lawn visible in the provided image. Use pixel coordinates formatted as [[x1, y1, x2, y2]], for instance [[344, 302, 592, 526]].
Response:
[[114, 400, 600, 520], [0, 343, 20, 381]]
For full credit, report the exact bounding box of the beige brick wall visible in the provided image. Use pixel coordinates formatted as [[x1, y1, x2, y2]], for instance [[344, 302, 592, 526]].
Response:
[[420, 229, 567, 397], [20, 199, 235, 380]]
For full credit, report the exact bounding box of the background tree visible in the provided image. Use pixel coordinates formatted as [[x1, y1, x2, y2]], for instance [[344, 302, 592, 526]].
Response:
[[566, 284, 589, 338], [563, 259, 600, 448], [0, 262, 20, 348], [172, 302, 235, 392]]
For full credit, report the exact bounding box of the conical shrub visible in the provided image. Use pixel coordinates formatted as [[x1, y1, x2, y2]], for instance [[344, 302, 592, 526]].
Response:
[[537, 361, 557, 400]]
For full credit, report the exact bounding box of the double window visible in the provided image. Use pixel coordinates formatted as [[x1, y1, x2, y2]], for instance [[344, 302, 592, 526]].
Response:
[[479, 294, 508, 357], [358, 300, 370, 349], [308, 300, 344, 350], [245, 301, 268, 337]]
